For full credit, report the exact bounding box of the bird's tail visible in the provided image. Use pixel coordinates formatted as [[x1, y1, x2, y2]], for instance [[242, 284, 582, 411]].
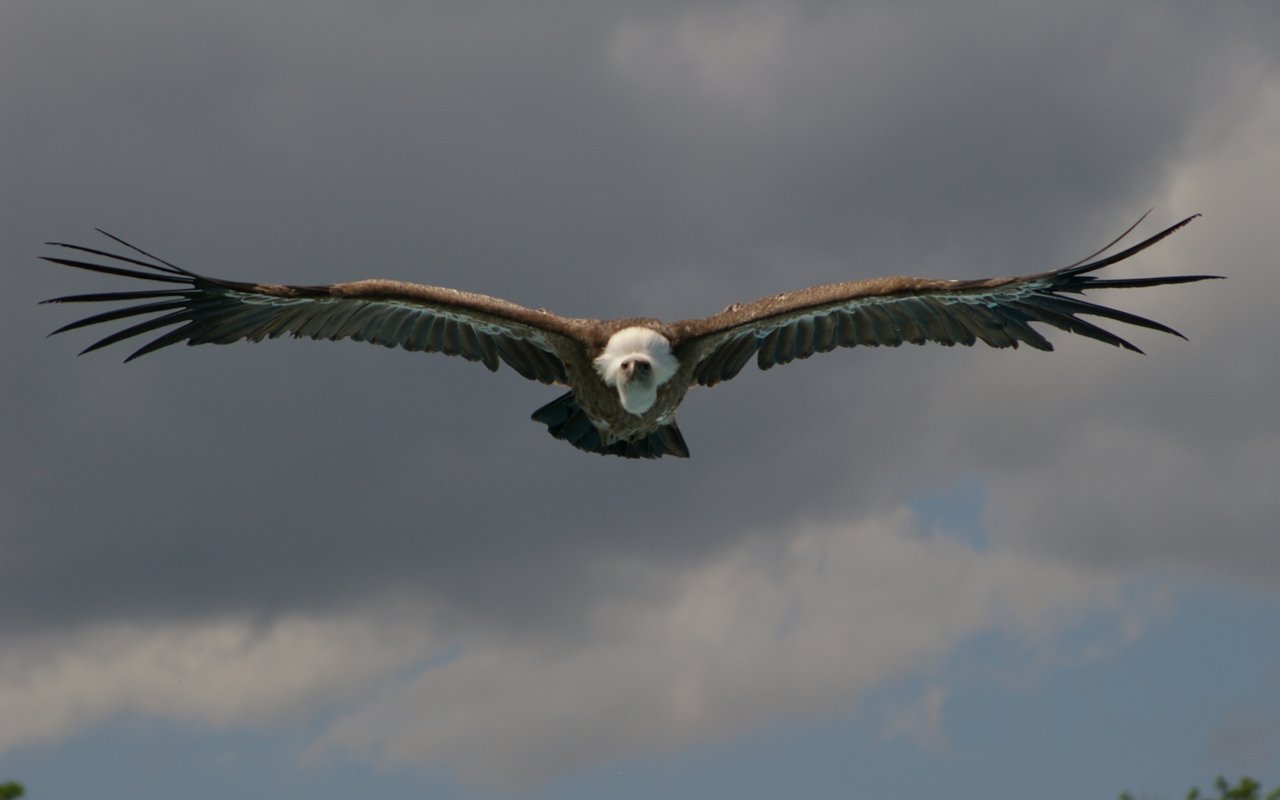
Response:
[[531, 391, 690, 459]]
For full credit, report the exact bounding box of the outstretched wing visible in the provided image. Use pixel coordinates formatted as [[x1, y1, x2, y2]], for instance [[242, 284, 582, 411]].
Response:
[[671, 214, 1220, 387], [41, 232, 583, 385]]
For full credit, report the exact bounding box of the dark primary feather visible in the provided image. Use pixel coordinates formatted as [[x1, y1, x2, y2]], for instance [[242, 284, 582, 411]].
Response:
[[674, 214, 1220, 386], [41, 233, 577, 385]]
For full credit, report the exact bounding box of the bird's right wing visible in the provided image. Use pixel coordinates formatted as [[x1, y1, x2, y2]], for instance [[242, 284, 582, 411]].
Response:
[[670, 214, 1219, 387], [42, 232, 585, 385]]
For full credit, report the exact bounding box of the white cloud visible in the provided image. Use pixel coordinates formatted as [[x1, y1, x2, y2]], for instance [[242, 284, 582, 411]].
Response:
[[0, 508, 1121, 789], [979, 74, 1280, 588], [319, 508, 1117, 790], [0, 612, 438, 752], [882, 684, 950, 755]]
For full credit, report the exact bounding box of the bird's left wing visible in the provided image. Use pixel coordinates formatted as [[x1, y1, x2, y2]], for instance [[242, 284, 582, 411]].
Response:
[[670, 214, 1220, 387], [41, 232, 582, 385]]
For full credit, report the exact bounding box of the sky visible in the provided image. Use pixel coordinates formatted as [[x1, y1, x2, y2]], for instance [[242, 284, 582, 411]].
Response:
[[2, 1, 1278, 798]]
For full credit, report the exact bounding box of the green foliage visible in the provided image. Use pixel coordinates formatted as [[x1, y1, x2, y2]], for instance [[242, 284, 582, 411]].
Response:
[[1120, 776, 1279, 800], [0, 781, 24, 800], [1186, 776, 1280, 800]]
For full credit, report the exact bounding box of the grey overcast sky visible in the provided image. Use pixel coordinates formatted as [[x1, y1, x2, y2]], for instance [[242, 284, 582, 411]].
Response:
[[2, 1, 1278, 798]]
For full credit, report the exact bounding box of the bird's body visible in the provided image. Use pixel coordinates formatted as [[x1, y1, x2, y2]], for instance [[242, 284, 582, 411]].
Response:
[[42, 214, 1219, 458]]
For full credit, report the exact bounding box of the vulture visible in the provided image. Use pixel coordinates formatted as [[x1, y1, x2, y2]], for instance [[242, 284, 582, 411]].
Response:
[[42, 213, 1218, 458]]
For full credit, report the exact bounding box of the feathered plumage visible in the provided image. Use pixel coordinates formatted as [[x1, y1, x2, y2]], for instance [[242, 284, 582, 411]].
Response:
[[42, 213, 1220, 458]]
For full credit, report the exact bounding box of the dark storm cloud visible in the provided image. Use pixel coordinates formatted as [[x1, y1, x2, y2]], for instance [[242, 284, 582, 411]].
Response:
[[1, 0, 1275, 645]]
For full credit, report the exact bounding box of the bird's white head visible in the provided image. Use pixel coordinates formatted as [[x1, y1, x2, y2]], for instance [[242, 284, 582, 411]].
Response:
[[593, 326, 680, 415]]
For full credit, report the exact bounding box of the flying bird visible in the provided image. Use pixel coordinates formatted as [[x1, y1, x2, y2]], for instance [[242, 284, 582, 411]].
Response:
[[42, 213, 1218, 458]]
